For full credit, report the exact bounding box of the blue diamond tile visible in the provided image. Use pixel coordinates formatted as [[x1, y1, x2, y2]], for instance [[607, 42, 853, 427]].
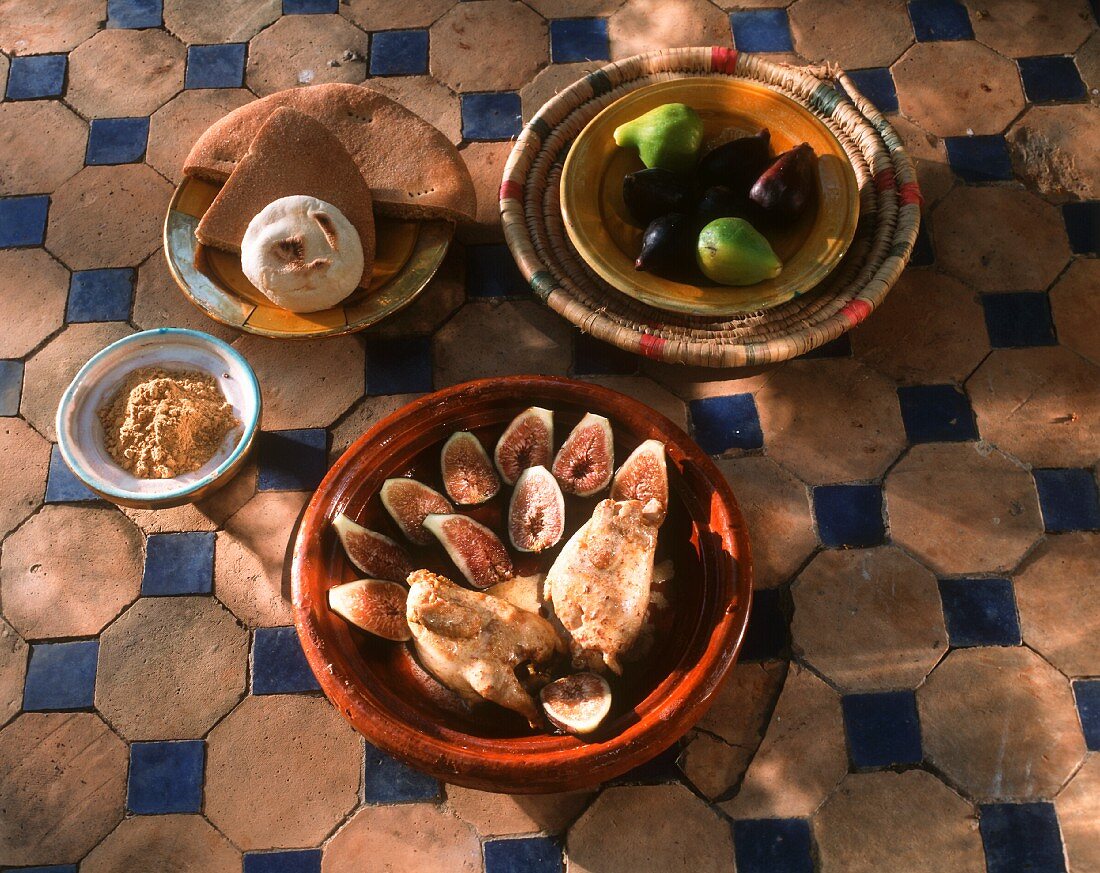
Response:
[[257, 428, 328, 491], [573, 332, 638, 375], [363, 743, 440, 803], [938, 578, 1020, 647], [7, 866, 78, 873], [842, 690, 922, 769], [67, 268, 135, 321], [731, 10, 793, 52], [141, 531, 215, 596], [6, 54, 66, 100], [45, 444, 99, 503], [740, 586, 787, 662], [0, 195, 49, 248], [185, 43, 247, 89], [252, 626, 320, 695], [1033, 468, 1100, 532], [369, 29, 429, 76], [484, 836, 563, 873], [689, 393, 763, 455], [980, 802, 1066, 873], [943, 135, 1014, 182], [127, 740, 205, 815], [243, 849, 323, 873], [1074, 679, 1100, 750], [982, 292, 1057, 348], [1063, 202, 1099, 254], [908, 0, 973, 40], [1019, 55, 1087, 103], [733, 818, 814, 873], [22, 640, 98, 711], [467, 243, 526, 297], [813, 483, 884, 548], [550, 18, 610, 63], [0, 360, 22, 415], [85, 117, 149, 166], [845, 68, 898, 114], [107, 0, 162, 28], [283, 0, 337, 11], [365, 335, 433, 394], [461, 92, 522, 141], [897, 384, 979, 443]]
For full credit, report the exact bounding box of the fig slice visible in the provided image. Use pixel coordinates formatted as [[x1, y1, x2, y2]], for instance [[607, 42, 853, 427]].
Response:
[[440, 431, 501, 505], [380, 478, 453, 545], [332, 512, 415, 583], [610, 439, 669, 522], [551, 412, 614, 497], [508, 465, 566, 552], [540, 672, 612, 734], [494, 406, 554, 486], [422, 513, 514, 589], [328, 579, 412, 641]]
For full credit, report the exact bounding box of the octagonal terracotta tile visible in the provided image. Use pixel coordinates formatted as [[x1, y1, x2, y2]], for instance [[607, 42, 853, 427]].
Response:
[[968, 347, 1100, 468], [640, 360, 778, 402], [246, 14, 370, 97], [851, 270, 987, 385], [525, 0, 626, 15], [889, 115, 954, 207], [342, 0, 453, 31], [96, 596, 248, 740], [325, 802, 482, 872], [1015, 532, 1100, 678], [164, 0, 279, 44], [0, 618, 26, 728], [1, 505, 143, 639], [66, 28, 186, 118], [366, 76, 462, 145], [789, 0, 912, 69], [0, 712, 127, 867], [456, 141, 511, 242], [330, 393, 422, 460], [147, 88, 255, 184], [205, 694, 361, 850], [932, 186, 1070, 292], [0, 0, 103, 56], [717, 455, 816, 588], [0, 248, 69, 359], [918, 646, 1085, 800], [793, 547, 948, 691], [885, 442, 1043, 576], [0, 52, 6, 96], [1079, 31, 1100, 105], [754, 359, 908, 485], [1055, 754, 1100, 873], [814, 770, 984, 873], [608, 0, 732, 60], [0, 417, 49, 538], [430, 0, 547, 93], [520, 62, 597, 121], [577, 375, 689, 432], [568, 783, 735, 873], [447, 786, 592, 836], [20, 321, 133, 440], [131, 249, 239, 343], [121, 462, 257, 534], [1008, 104, 1100, 200], [369, 248, 465, 338], [0, 101, 86, 196], [1049, 259, 1100, 365], [82, 814, 241, 873], [46, 164, 174, 271], [963, 0, 1095, 57], [893, 41, 1025, 137]]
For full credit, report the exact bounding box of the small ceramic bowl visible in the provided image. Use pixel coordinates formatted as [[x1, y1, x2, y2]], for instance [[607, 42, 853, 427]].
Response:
[[56, 328, 261, 509]]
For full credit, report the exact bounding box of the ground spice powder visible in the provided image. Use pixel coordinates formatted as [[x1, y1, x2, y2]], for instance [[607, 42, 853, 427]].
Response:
[[98, 367, 240, 479]]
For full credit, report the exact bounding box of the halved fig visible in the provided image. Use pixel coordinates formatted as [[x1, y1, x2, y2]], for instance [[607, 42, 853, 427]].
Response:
[[380, 478, 453, 545], [508, 465, 566, 553], [494, 407, 554, 486], [540, 672, 612, 734], [611, 439, 668, 521], [328, 579, 411, 641], [552, 413, 614, 496], [332, 513, 415, 583], [486, 572, 545, 614], [441, 432, 501, 505], [422, 513, 514, 588]]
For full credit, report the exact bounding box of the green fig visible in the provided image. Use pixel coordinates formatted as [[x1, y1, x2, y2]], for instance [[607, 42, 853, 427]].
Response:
[[696, 218, 782, 286], [613, 103, 704, 174]]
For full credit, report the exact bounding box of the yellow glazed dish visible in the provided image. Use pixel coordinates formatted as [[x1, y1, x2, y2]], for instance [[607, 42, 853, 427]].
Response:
[[560, 77, 860, 316], [165, 177, 453, 339]]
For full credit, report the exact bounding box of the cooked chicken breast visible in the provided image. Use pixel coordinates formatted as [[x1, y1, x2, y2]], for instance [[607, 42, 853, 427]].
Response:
[[546, 499, 659, 675], [406, 570, 561, 725]]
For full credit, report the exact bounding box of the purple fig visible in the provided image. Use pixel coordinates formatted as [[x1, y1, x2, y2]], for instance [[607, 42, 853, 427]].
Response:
[[635, 213, 694, 273], [697, 128, 772, 196], [622, 168, 694, 226], [749, 143, 816, 222]]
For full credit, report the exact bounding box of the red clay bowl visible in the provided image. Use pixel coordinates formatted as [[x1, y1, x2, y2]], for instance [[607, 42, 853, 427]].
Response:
[[291, 376, 753, 793]]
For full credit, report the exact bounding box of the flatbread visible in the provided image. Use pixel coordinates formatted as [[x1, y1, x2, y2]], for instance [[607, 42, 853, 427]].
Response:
[[184, 83, 476, 224], [195, 106, 376, 289]]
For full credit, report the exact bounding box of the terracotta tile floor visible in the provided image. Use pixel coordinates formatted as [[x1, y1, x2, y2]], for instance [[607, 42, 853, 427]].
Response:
[[1, 1, 1098, 870]]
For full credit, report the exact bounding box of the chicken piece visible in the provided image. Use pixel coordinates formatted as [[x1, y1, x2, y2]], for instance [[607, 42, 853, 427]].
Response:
[[546, 499, 659, 675], [406, 570, 562, 725]]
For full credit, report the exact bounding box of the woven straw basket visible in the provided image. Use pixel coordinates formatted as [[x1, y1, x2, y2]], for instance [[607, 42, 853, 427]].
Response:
[[500, 47, 923, 368]]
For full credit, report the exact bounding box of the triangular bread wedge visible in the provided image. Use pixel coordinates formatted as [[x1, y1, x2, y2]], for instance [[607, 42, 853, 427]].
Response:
[[195, 106, 376, 291], [184, 83, 476, 224]]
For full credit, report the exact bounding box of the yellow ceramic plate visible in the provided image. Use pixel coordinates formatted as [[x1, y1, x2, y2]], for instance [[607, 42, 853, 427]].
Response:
[[165, 177, 453, 339], [560, 78, 859, 316]]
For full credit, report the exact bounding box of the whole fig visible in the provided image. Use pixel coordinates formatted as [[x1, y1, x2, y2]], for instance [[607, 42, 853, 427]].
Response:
[[622, 168, 694, 225], [635, 213, 694, 273], [693, 186, 756, 229], [749, 143, 816, 223], [696, 128, 772, 196]]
